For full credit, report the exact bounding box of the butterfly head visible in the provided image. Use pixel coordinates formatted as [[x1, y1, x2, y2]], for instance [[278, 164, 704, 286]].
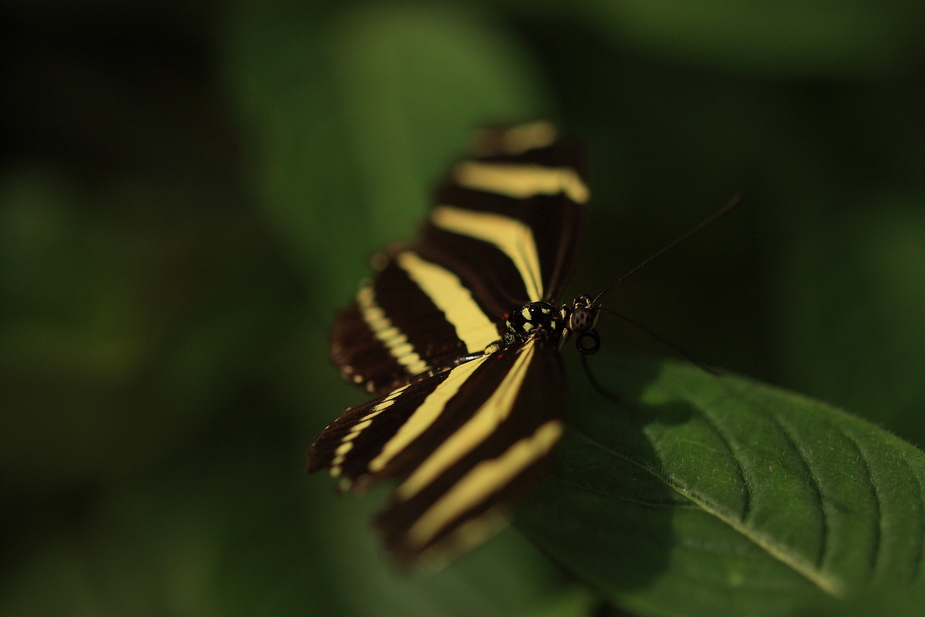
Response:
[[567, 295, 600, 334], [565, 294, 602, 354]]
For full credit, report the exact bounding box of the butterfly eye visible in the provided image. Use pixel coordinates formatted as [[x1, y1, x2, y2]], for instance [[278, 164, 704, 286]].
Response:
[[569, 303, 600, 334]]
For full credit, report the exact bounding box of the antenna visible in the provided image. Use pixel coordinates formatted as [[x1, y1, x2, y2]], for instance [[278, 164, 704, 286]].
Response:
[[593, 192, 743, 304], [577, 193, 742, 380], [602, 306, 719, 375]]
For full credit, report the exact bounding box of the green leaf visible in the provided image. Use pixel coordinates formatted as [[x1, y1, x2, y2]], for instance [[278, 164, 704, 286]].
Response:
[[517, 355, 925, 617], [222, 2, 548, 302], [774, 193, 925, 449], [572, 0, 915, 77], [0, 167, 282, 489]]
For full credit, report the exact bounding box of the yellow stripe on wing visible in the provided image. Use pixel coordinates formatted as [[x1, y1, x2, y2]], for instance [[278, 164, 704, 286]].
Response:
[[358, 283, 429, 376], [430, 205, 543, 302], [472, 121, 558, 156], [395, 251, 498, 353], [367, 355, 490, 474], [453, 161, 590, 205], [405, 418, 564, 550], [394, 338, 538, 502], [329, 384, 410, 478]]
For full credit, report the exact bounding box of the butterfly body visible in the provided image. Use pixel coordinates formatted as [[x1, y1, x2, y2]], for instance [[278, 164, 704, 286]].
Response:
[[309, 121, 595, 566], [501, 301, 565, 348]]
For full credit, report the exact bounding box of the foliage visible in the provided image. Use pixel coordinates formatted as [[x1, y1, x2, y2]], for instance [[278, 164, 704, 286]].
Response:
[[1, 1, 923, 615]]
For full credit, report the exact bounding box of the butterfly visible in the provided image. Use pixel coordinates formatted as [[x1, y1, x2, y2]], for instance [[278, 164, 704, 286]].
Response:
[[308, 121, 603, 567]]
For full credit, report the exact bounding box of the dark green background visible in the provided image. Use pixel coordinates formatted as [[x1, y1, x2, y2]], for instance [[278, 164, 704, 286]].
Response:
[[1, 1, 923, 615]]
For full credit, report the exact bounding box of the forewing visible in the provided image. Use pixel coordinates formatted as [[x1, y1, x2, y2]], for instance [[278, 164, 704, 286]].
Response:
[[308, 354, 491, 488], [330, 122, 589, 394], [330, 257, 478, 395], [419, 121, 589, 312]]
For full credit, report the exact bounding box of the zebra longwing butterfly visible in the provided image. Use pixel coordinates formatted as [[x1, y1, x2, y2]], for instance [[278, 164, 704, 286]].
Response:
[[308, 121, 601, 566]]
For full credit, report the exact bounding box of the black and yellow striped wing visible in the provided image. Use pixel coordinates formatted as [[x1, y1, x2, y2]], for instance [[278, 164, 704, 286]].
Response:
[[330, 122, 588, 395], [310, 121, 590, 565]]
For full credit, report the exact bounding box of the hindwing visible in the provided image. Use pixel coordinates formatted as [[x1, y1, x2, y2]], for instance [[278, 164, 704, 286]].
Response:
[[309, 337, 565, 565]]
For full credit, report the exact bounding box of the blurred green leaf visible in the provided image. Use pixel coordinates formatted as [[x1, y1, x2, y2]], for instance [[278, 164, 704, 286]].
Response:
[[518, 356, 925, 617], [0, 426, 573, 617], [0, 164, 291, 489], [524, 0, 919, 76], [774, 193, 925, 448], [222, 1, 549, 302]]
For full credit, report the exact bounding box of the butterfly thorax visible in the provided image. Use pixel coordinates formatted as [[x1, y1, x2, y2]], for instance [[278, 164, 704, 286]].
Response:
[[501, 302, 567, 349], [500, 296, 603, 350], [500, 295, 602, 353]]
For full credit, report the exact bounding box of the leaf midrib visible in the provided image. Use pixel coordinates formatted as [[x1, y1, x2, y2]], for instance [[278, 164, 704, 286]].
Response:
[[567, 425, 847, 597]]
